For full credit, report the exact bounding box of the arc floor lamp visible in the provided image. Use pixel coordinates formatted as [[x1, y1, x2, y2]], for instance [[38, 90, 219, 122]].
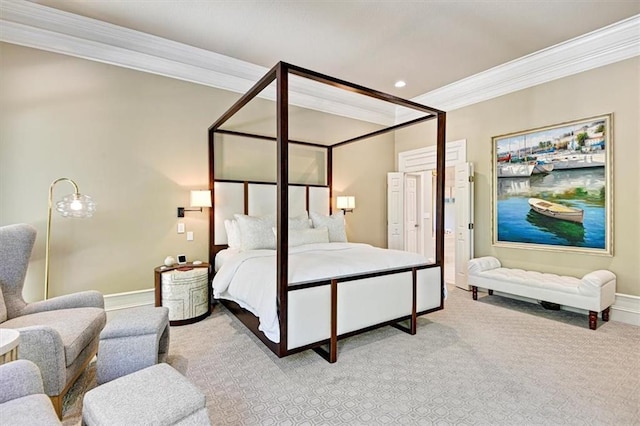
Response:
[[45, 178, 96, 300]]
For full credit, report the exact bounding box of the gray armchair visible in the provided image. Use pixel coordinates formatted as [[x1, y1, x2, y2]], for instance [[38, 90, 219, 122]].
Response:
[[0, 359, 62, 425], [0, 223, 106, 418]]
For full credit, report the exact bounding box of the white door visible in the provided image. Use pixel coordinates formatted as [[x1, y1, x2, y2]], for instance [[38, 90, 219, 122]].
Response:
[[422, 171, 435, 262], [454, 163, 474, 289], [387, 172, 404, 250], [405, 174, 419, 253]]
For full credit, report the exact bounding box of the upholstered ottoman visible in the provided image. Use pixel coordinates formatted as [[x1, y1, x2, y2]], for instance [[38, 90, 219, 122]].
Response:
[[97, 306, 169, 384], [83, 363, 210, 425]]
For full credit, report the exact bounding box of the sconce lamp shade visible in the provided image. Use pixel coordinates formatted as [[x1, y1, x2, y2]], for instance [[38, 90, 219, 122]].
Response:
[[178, 190, 212, 217], [337, 196, 355, 211], [190, 190, 212, 208]]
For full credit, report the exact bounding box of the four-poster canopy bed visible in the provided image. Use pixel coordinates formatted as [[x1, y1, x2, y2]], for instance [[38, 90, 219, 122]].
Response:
[[208, 62, 446, 363]]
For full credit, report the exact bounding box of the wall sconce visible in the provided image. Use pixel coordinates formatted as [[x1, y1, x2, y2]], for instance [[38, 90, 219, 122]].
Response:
[[177, 190, 212, 217], [46, 177, 96, 300], [336, 196, 356, 214]]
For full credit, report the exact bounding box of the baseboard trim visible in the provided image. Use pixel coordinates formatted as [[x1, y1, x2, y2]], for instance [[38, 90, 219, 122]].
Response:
[[488, 290, 639, 327], [610, 293, 640, 326], [104, 289, 155, 312]]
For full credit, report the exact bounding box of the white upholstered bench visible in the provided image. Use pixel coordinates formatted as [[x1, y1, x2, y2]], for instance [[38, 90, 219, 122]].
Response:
[[468, 256, 616, 330]]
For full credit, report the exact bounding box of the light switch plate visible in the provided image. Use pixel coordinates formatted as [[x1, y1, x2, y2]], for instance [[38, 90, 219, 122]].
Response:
[[177, 223, 185, 234], [187, 231, 194, 241]]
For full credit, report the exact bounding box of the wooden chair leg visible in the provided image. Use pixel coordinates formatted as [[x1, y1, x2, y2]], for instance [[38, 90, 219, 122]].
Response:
[[50, 394, 63, 419], [602, 307, 611, 322], [472, 286, 478, 300], [49, 349, 98, 419], [589, 311, 598, 330]]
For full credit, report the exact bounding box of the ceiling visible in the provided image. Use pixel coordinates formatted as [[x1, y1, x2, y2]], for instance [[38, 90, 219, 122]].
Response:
[[25, 0, 640, 100]]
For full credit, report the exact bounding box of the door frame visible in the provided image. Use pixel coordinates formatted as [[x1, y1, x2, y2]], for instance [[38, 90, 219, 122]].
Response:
[[397, 139, 468, 274], [398, 140, 467, 173]]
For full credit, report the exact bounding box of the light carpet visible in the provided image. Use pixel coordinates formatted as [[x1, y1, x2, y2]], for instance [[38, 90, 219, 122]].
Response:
[[62, 285, 640, 425]]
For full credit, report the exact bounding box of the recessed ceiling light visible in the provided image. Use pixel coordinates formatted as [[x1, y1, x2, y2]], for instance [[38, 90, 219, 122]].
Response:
[[394, 80, 406, 88]]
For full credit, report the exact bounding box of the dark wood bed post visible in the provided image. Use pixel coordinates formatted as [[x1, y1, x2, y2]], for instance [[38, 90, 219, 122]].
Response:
[[327, 147, 333, 214], [411, 268, 418, 334], [243, 182, 249, 214], [276, 62, 289, 355], [329, 279, 338, 363], [436, 112, 447, 305], [208, 128, 215, 267]]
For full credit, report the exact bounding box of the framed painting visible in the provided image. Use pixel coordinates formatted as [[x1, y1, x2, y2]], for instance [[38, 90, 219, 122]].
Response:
[[492, 114, 613, 255]]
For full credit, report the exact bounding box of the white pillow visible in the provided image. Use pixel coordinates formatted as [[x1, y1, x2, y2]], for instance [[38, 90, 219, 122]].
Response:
[[309, 211, 347, 242], [288, 212, 312, 230], [272, 227, 330, 247], [223, 219, 241, 249], [234, 214, 276, 250]]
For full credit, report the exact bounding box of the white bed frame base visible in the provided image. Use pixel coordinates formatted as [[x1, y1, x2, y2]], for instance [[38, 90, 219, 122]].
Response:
[[287, 267, 441, 350]]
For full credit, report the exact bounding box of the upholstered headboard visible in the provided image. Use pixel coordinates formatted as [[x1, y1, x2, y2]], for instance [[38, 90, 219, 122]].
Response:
[[213, 181, 330, 247]]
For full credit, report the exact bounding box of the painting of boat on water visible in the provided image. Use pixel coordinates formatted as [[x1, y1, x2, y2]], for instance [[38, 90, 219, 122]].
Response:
[[492, 114, 613, 255]]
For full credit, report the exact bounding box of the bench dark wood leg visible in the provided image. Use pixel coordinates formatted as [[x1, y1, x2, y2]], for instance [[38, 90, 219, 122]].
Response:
[[602, 307, 611, 322], [488, 289, 494, 295], [589, 311, 597, 330], [472, 286, 478, 300]]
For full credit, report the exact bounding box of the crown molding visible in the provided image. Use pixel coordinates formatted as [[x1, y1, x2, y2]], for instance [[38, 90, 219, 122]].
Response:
[[0, 0, 395, 125], [397, 14, 640, 123], [1, 1, 638, 125]]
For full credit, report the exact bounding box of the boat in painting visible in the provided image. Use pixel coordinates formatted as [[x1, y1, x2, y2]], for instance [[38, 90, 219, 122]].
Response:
[[528, 198, 584, 224], [497, 163, 535, 178], [497, 152, 511, 163], [532, 161, 554, 174], [526, 210, 584, 244], [540, 152, 605, 170]]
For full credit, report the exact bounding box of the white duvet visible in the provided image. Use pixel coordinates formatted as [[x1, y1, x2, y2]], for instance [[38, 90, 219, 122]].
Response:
[[212, 242, 430, 343]]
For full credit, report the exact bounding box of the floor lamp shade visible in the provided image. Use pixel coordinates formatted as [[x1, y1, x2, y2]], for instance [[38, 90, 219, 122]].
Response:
[[45, 178, 96, 300], [56, 193, 96, 217]]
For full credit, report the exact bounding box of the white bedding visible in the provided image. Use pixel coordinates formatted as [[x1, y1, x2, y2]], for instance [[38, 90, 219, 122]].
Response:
[[212, 242, 430, 343], [214, 248, 240, 272]]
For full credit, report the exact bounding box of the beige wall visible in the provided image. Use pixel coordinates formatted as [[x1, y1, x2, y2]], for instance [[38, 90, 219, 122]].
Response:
[[0, 43, 236, 300], [333, 134, 395, 246], [395, 58, 640, 296], [0, 43, 392, 301]]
